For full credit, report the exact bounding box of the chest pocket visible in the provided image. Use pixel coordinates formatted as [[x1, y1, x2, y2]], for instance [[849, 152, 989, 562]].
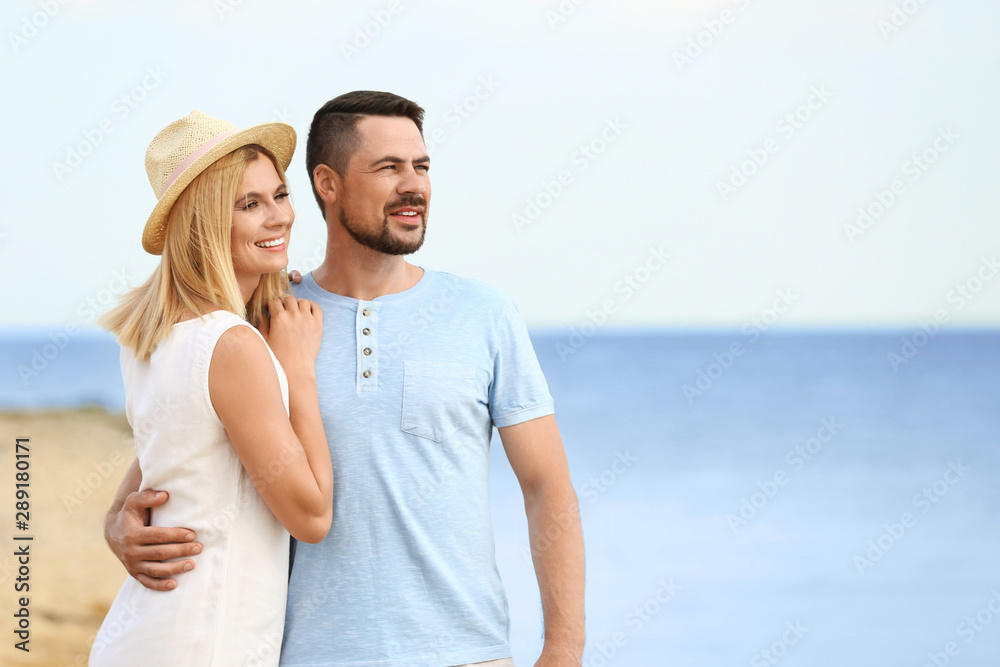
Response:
[[401, 361, 478, 442]]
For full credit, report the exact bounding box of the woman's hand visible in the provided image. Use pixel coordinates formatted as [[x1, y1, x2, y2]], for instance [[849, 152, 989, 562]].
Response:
[[260, 296, 323, 377]]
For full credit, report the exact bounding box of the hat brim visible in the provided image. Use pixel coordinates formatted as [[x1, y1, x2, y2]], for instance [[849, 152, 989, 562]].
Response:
[[142, 122, 296, 255]]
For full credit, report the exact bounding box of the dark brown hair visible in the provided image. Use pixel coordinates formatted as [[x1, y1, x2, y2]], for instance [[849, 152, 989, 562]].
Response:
[[306, 91, 425, 215]]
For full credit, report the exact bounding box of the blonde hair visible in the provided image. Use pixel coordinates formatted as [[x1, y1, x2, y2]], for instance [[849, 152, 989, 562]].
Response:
[[102, 145, 289, 361]]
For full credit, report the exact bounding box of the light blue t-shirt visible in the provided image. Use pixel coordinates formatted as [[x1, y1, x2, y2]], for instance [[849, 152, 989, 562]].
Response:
[[281, 268, 554, 667]]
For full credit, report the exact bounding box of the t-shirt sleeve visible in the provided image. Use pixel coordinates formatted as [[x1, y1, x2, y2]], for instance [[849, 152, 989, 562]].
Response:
[[489, 296, 555, 428]]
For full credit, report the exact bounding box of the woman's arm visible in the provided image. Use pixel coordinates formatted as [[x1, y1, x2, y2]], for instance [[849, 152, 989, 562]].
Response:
[[209, 296, 333, 543]]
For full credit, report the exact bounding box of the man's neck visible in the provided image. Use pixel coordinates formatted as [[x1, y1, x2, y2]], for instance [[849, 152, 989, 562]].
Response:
[[312, 241, 423, 301]]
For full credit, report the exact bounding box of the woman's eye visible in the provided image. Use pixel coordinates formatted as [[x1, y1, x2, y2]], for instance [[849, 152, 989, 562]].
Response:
[[241, 201, 257, 210]]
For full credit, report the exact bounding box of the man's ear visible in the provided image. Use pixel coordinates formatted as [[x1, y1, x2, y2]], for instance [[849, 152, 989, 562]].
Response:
[[313, 164, 339, 208]]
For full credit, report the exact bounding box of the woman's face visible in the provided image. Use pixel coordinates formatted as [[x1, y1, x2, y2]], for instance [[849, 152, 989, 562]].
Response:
[[231, 156, 294, 296]]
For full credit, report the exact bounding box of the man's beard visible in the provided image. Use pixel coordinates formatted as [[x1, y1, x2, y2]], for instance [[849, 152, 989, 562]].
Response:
[[339, 196, 427, 256]]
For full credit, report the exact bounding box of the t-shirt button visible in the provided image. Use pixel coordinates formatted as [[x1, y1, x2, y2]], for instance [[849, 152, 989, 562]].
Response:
[[362, 328, 371, 336], [362, 308, 371, 316], [363, 347, 372, 356], [362, 370, 371, 378]]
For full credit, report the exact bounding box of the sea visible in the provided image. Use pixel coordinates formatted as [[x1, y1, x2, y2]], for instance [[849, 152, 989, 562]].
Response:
[[2, 328, 998, 666]]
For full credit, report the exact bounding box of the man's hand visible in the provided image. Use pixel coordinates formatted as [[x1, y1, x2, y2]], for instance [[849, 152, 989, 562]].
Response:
[[288, 269, 303, 284], [105, 488, 201, 591]]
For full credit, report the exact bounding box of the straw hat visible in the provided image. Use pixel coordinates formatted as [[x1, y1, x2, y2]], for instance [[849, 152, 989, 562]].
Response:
[[142, 110, 296, 255]]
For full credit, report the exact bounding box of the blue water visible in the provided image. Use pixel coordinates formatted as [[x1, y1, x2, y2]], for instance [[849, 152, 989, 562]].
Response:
[[3, 328, 999, 665], [1, 328, 125, 410]]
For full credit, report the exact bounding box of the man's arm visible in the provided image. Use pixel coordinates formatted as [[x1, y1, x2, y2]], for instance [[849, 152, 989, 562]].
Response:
[[499, 414, 585, 667], [104, 458, 201, 591]]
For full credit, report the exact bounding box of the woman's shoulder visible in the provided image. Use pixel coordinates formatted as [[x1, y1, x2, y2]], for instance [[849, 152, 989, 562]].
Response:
[[174, 309, 247, 328], [159, 310, 263, 365], [211, 321, 271, 367], [172, 310, 255, 342]]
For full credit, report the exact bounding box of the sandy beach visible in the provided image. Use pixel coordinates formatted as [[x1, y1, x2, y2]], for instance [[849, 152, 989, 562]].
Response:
[[0, 409, 135, 667]]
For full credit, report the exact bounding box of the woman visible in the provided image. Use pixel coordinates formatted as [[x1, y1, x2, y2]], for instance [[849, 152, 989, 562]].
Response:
[[89, 111, 333, 666]]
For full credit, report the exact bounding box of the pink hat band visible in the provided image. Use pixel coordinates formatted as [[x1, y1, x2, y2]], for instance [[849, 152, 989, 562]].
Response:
[[157, 129, 240, 198]]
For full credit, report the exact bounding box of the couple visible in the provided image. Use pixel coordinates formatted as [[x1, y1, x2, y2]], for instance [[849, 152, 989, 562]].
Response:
[[91, 91, 585, 667]]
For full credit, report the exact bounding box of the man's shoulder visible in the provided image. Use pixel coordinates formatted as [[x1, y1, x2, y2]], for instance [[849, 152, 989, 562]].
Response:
[[423, 268, 512, 311], [288, 272, 342, 304], [288, 275, 311, 297]]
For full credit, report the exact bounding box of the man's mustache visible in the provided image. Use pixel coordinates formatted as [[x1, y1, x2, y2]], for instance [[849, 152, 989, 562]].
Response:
[[385, 195, 427, 213]]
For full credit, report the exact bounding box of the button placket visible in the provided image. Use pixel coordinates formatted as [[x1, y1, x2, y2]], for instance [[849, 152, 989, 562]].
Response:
[[355, 301, 379, 393]]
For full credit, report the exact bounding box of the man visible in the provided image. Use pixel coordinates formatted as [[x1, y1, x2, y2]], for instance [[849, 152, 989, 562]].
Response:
[[105, 91, 585, 667]]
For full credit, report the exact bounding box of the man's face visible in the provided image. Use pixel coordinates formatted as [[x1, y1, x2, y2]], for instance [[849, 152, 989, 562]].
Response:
[[335, 115, 430, 255]]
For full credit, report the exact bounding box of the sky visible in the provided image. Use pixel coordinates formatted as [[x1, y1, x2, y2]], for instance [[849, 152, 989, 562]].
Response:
[[3, 0, 999, 329]]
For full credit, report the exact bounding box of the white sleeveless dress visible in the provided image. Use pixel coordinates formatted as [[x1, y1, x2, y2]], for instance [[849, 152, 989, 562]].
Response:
[[90, 311, 290, 667]]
